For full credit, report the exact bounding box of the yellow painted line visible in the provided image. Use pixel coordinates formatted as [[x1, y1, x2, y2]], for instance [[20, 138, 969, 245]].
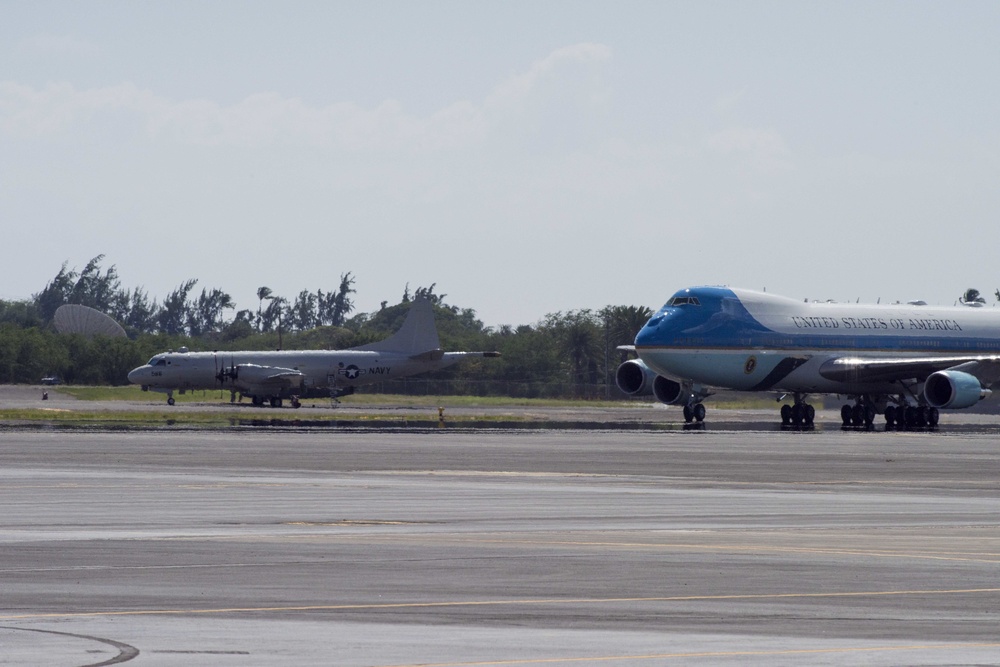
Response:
[[3, 587, 999, 621], [312, 534, 1000, 564], [378, 643, 1000, 667]]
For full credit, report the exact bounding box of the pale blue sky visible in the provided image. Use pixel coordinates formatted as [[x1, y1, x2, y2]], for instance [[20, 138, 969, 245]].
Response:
[[2, 1, 999, 325]]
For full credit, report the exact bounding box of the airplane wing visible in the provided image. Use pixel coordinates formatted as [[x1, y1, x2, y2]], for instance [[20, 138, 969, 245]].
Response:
[[233, 364, 305, 394], [819, 355, 1000, 387]]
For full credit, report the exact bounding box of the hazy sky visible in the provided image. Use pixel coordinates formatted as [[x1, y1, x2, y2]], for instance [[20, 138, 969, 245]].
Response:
[[3, 1, 999, 325]]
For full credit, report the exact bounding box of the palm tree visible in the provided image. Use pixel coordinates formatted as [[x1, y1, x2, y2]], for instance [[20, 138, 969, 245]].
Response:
[[960, 288, 986, 307], [558, 311, 602, 397], [256, 286, 273, 331]]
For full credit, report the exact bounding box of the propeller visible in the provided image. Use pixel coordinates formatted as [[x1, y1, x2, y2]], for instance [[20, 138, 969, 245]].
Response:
[[215, 355, 239, 385]]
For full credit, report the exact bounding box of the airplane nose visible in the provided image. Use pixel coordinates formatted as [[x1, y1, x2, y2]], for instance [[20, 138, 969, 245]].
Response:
[[127, 367, 145, 384], [634, 318, 662, 346]]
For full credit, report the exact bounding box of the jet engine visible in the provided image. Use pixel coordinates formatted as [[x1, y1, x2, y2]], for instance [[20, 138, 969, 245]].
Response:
[[652, 376, 687, 405], [923, 370, 990, 409], [615, 359, 658, 396], [614, 359, 690, 405]]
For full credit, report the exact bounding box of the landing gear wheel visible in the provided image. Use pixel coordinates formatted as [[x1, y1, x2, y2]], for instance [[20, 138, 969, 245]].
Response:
[[292, 398, 301, 409], [803, 404, 815, 425], [781, 404, 793, 425], [167, 397, 175, 406], [851, 404, 864, 426], [791, 403, 803, 426], [693, 403, 706, 422], [252, 396, 264, 407], [682, 405, 694, 423], [841, 404, 852, 426], [927, 407, 939, 426], [864, 404, 876, 426], [884, 405, 896, 426]]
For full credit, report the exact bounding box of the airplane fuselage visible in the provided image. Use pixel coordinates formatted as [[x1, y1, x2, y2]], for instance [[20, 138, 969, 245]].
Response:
[[128, 349, 467, 402], [637, 287, 1000, 395], [620, 287, 1000, 426]]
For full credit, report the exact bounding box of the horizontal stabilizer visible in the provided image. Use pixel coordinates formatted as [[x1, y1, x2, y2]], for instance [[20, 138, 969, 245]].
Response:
[[441, 351, 502, 361], [410, 349, 445, 361]]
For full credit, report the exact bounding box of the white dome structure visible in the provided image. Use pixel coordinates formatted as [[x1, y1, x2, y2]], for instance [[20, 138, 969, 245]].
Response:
[[53, 304, 127, 338]]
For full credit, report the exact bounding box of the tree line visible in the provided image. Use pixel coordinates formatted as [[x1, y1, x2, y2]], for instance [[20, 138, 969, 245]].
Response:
[[29, 255, 358, 337], [0, 257, 652, 398]]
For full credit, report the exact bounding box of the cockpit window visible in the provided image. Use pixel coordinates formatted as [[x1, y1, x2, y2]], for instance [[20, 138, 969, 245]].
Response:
[[667, 296, 701, 307], [147, 357, 167, 367]]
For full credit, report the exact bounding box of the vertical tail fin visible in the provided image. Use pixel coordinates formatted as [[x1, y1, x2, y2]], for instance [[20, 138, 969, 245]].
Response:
[[353, 298, 441, 355]]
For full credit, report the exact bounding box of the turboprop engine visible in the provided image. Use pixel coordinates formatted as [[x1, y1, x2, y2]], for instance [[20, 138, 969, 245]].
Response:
[[614, 359, 689, 405], [923, 370, 991, 409]]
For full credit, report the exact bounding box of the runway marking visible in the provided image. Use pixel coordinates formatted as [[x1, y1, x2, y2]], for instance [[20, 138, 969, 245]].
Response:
[[376, 643, 1000, 666], [315, 534, 1000, 564], [3, 587, 999, 621], [524, 539, 1000, 564], [0, 625, 139, 665], [285, 520, 416, 526]]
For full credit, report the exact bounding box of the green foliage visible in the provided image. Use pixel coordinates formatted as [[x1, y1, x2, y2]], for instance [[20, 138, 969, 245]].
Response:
[[0, 300, 42, 328], [8, 259, 656, 399]]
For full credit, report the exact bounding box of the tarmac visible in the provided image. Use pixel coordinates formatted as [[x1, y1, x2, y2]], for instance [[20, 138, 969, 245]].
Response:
[[1, 386, 999, 665]]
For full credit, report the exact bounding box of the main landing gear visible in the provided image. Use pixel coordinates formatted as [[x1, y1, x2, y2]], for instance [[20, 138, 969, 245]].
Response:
[[779, 396, 815, 427], [840, 401, 878, 427], [839, 398, 939, 429], [882, 404, 939, 428], [682, 403, 706, 423], [248, 396, 301, 408]]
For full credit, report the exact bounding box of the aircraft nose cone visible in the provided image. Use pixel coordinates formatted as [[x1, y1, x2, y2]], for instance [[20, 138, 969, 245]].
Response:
[[127, 367, 145, 384], [634, 317, 662, 346]]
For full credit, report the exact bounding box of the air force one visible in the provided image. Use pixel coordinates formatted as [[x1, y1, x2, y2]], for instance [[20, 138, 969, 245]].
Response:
[[127, 299, 499, 407], [616, 286, 1000, 427]]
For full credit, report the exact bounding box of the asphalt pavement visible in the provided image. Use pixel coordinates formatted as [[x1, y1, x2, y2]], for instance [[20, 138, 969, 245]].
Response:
[[1, 419, 999, 665]]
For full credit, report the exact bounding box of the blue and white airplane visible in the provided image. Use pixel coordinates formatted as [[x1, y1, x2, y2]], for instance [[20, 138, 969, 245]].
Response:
[[616, 286, 1000, 427]]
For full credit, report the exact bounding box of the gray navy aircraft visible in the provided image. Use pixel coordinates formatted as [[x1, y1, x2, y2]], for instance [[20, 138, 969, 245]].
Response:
[[127, 298, 499, 407]]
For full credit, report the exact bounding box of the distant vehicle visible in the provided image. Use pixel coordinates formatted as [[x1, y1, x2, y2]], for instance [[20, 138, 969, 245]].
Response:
[[616, 286, 1000, 428], [40, 376, 61, 386], [127, 298, 500, 407]]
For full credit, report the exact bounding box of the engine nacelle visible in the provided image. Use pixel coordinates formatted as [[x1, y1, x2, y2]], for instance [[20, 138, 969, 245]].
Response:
[[615, 359, 689, 405], [615, 359, 658, 396], [653, 375, 687, 405], [923, 370, 990, 409]]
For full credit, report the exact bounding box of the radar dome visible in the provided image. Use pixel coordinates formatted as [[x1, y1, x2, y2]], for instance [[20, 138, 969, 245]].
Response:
[[53, 304, 127, 338]]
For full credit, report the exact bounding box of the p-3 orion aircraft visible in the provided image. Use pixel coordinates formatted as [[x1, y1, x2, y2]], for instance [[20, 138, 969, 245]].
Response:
[[616, 286, 1000, 427], [128, 298, 499, 407]]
